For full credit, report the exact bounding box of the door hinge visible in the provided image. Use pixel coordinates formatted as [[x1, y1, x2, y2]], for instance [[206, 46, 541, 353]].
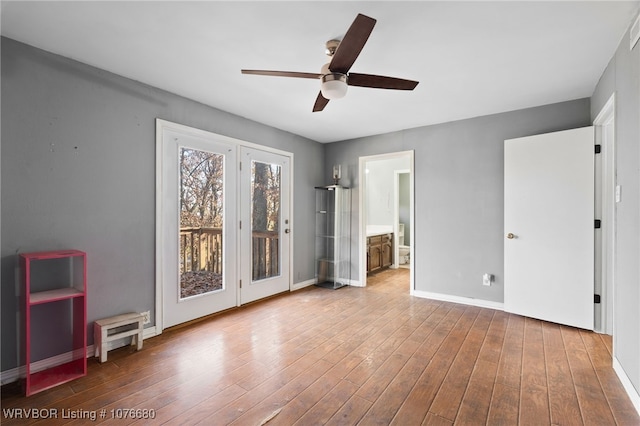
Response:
[[595, 144, 602, 154], [595, 219, 601, 229], [594, 294, 601, 304], [239, 161, 242, 171], [239, 220, 242, 229], [239, 280, 242, 289]]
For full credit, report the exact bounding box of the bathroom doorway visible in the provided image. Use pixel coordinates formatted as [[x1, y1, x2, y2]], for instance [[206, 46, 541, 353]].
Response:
[[359, 151, 414, 292]]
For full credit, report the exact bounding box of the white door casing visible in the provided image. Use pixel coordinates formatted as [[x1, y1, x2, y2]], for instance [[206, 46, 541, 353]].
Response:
[[504, 126, 595, 330], [358, 151, 415, 290]]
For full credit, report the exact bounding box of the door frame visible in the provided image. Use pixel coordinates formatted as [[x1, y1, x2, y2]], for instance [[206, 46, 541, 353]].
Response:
[[358, 151, 415, 291], [394, 169, 411, 269], [593, 93, 616, 335], [155, 119, 294, 333]]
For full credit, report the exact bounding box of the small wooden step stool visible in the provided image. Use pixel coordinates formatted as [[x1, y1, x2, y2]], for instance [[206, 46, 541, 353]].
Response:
[[94, 312, 144, 363]]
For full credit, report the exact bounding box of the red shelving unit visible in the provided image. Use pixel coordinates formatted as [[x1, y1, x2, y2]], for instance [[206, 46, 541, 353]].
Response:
[[21, 250, 87, 396]]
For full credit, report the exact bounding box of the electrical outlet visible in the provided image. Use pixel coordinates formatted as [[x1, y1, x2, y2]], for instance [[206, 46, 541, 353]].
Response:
[[482, 274, 493, 287], [142, 310, 151, 325]]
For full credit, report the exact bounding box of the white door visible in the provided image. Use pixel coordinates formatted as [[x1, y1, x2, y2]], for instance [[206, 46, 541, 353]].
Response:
[[504, 126, 594, 330], [159, 127, 238, 328], [239, 147, 291, 304]]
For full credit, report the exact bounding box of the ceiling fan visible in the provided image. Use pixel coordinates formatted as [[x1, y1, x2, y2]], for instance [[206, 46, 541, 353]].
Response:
[[241, 13, 419, 112]]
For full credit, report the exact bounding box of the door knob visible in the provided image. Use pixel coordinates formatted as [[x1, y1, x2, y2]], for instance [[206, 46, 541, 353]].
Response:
[[285, 229, 290, 234], [506, 233, 516, 239]]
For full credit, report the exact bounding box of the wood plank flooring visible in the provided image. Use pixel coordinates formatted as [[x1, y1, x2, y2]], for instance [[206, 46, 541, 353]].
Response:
[[2, 268, 639, 425]]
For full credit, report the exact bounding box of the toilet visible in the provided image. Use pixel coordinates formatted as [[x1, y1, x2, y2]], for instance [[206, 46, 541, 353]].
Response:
[[399, 245, 410, 265]]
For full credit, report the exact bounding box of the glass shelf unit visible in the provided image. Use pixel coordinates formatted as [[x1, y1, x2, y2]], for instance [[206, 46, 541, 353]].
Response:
[[315, 185, 351, 289], [20, 250, 87, 396]]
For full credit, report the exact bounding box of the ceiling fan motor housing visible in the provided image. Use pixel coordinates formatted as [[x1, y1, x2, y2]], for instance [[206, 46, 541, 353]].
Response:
[[325, 39, 340, 57]]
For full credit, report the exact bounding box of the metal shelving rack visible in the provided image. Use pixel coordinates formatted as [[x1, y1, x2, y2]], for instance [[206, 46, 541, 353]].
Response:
[[315, 185, 351, 289]]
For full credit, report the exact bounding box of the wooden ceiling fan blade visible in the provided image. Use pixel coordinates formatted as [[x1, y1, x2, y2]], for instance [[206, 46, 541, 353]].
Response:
[[329, 14, 376, 74], [348, 73, 419, 90], [241, 70, 322, 79], [313, 92, 329, 112]]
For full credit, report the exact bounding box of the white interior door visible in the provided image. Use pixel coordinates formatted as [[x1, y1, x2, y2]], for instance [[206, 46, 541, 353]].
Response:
[[239, 147, 291, 304], [504, 126, 594, 330], [159, 126, 238, 328]]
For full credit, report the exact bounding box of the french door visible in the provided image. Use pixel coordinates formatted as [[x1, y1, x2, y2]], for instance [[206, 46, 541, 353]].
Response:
[[239, 147, 291, 304], [157, 121, 291, 329], [158, 126, 238, 328]]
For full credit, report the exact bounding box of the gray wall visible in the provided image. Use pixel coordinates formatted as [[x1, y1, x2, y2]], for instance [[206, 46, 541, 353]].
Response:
[[1, 38, 323, 372], [591, 25, 640, 395], [325, 98, 591, 302]]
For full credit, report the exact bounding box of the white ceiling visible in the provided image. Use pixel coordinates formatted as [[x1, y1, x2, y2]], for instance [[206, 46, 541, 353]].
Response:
[[2, 1, 638, 143]]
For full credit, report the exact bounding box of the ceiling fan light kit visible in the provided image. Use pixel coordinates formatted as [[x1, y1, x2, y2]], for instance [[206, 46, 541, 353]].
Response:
[[241, 13, 419, 112], [320, 73, 348, 99]]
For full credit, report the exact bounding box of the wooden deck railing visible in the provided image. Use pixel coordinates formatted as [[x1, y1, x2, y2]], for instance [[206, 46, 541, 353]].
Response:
[[252, 230, 279, 281], [180, 227, 223, 274], [180, 227, 279, 280]]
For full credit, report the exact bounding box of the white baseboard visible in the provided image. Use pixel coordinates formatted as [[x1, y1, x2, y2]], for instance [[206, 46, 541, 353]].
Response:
[[291, 278, 316, 291], [291, 278, 361, 290], [0, 326, 158, 386], [412, 290, 504, 311], [613, 356, 640, 416]]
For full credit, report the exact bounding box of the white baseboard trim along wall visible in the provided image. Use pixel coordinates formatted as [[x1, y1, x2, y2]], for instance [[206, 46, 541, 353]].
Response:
[[613, 357, 640, 416], [290, 278, 316, 291], [292, 278, 361, 291], [412, 289, 505, 311]]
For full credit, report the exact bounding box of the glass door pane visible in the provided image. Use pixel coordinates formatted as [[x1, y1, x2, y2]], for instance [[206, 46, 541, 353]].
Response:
[[251, 161, 281, 281], [179, 148, 225, 299]]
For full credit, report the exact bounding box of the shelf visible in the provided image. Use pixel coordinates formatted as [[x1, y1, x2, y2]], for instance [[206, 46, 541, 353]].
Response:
[[317, 258, 338, 264], [21, 250, 85, 260], [21, 249, 87, 396], [27, 359, 86, 395], [29, 288, 84, 305], [315, 186, 350, 290]]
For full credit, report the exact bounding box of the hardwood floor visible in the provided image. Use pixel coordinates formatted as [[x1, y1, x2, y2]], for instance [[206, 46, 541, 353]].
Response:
[[2, 268, 639, 425]]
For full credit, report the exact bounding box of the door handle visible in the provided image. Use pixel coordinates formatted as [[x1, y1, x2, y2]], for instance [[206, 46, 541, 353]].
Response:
[[506, 233, 516, 239]]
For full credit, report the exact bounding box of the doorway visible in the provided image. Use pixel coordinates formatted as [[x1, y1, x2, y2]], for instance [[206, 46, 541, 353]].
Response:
[[156, 120, 292, 330], [358, 151, 415, 291]]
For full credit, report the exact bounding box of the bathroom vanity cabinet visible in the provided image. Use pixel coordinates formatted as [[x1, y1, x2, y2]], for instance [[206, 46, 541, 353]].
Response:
[[367, 233, 393, 273]]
